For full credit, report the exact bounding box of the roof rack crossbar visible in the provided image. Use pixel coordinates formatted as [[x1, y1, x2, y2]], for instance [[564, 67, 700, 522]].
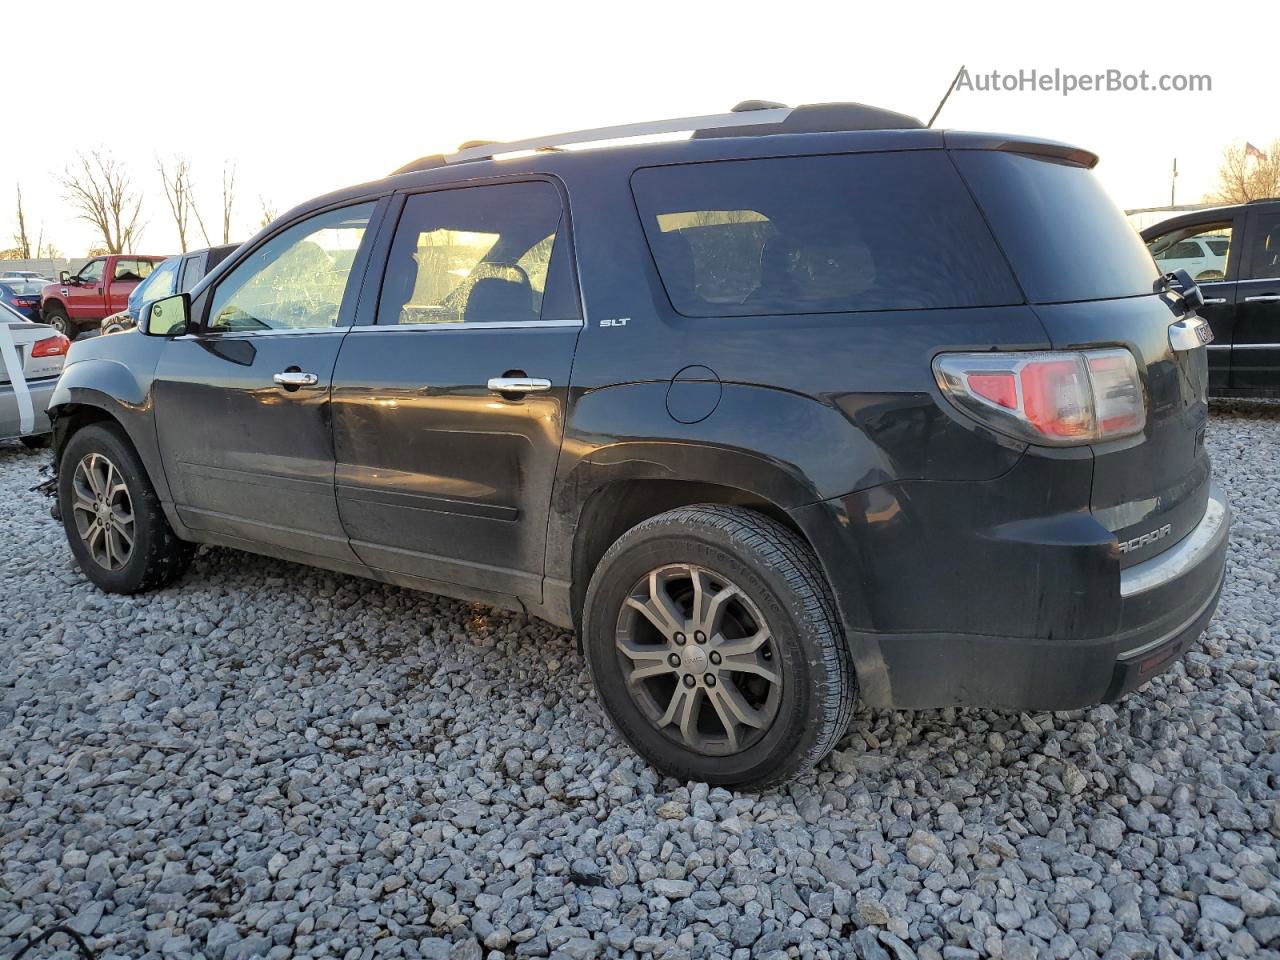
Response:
[[445, 108, 794, 164]]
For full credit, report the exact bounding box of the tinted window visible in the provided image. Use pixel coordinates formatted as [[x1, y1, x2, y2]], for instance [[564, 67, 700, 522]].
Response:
[[631, 152, 1021, 317], [179, 255, 206, 292], [954, 151, 1162, 303], [378, 181, 574, 325], [113, 259, 155, 282], [1244, 211, 1280, 281], [208, 203, 374, 332]]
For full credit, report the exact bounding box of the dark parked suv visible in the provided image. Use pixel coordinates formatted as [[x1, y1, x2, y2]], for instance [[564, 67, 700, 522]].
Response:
[[1143, 198, 1280, 397], [48, 103, 1230, 787]]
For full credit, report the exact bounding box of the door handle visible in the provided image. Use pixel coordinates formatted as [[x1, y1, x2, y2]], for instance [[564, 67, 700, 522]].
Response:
[[487, 376, 551, 394], [1244, 295, 1280, 303], [1202, 298, 1227, 305], [273, 371, 319, 387]]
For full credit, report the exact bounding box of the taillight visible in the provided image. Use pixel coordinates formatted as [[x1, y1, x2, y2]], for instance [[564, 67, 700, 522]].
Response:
[[933, 349, 1145, 446], [31, 335, 70, 358]]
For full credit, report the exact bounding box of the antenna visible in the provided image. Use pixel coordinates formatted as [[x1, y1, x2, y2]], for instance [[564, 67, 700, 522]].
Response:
[[927, 66, 966, 128]]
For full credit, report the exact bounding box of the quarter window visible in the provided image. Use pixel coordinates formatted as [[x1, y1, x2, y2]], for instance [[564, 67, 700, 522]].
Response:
[[207, 203, 374, 332], [377, 181, 574, 325], [631, 153, 1022, 317]]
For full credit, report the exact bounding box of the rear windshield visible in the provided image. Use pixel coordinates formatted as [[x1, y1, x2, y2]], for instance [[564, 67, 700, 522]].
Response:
[[631, 152, 1022, 317], [952, 151, 1162, 303]]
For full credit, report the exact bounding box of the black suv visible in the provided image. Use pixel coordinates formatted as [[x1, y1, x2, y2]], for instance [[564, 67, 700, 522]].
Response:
[[48, 102, 1230, 787], [1143, 198, 1280, 396]]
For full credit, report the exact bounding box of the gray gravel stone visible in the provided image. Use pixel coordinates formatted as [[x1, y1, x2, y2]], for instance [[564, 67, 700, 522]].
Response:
[[0, 404, 1278, 960]]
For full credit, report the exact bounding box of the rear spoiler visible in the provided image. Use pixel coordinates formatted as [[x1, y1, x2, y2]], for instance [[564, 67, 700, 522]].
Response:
[[943, 131, 1099, 169]]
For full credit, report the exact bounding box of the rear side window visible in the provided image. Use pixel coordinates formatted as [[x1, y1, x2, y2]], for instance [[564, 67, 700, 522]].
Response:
[[631, 152, 1021, 317], [953, 151, 1162, 303], [377, 181, 577, 326]]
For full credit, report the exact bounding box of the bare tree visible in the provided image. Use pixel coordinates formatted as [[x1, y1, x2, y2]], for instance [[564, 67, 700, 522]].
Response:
[[59, 150, 145, 253], [158, 155, 198, 253], [221, 164, 237, 244], [258, 196, 278, 231], [13, 186, 32, 259], [1206, 140, 1280, 204]]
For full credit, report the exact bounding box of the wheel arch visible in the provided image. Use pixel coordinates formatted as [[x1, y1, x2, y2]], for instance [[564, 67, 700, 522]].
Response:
[[49, 361, 174, 508]]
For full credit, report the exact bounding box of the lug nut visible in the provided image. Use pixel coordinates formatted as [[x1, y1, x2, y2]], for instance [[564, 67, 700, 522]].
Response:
[[709, 651, 721, 665], [694, 630, 707, 644], [673, 632, 686, 645], [683, 674, 696, 688], [667, 653, 681, 667], [704, 674, 717, 686]]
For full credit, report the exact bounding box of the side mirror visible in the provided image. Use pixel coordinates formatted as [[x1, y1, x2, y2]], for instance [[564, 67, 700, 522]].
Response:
[[59, 270, 72, 284], [1163, 268, 1205, 316], [141, 293, 191, 337]]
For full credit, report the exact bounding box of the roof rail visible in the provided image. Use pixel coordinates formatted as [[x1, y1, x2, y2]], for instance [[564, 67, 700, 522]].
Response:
[[430, 101, 923, 166], [444, 108, 793, 164]]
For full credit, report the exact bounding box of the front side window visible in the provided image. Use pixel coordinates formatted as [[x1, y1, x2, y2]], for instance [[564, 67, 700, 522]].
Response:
[[1146, 223, 1232, 282], [77, 259, 105, 284], [135, 257, 179, 304], [1243, 212, 1280, 281], [377, 181, 574, 325], [631, 152, 1022, 317], [208, 203, 374, 332]]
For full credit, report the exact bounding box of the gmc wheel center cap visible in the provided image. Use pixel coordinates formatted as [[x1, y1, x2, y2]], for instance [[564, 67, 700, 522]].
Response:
[[682, 647, 708, 672]]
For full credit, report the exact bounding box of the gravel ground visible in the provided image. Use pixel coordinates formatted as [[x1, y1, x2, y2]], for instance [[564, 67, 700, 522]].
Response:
[[1, 402, 1278, 960]]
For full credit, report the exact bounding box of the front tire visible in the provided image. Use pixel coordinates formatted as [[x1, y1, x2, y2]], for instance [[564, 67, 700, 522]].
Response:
[[43, 304, 74, 339], [583, 505, 856, 788], [58, 423, 194, 593]]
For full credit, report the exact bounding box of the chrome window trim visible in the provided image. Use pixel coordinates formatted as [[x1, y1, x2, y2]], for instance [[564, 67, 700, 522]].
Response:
[[1119, 486, 1229, 599], [351, 318, 582, 333], [176, 325, 349, 341], [1228, 342, 1280, 351]]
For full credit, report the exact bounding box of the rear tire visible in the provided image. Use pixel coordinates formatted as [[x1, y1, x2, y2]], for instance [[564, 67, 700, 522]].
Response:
[[58, 423, 194, 593], [19, 435, 50, 449], [583, 504, 856, 788], [43, 305, 74, 339]]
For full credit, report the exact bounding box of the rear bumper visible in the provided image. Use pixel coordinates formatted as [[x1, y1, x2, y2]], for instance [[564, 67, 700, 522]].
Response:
[[813, 482, 1231, 710], [1, 376, 58, 438]]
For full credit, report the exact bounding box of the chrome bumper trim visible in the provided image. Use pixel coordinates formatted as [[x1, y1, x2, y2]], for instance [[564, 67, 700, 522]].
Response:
[[1120, 485, 1229, 598]]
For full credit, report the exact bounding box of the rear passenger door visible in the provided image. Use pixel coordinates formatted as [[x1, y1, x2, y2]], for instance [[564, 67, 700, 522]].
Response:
[[330, 179, 581, 602], [1233, 207, 1280, 391]]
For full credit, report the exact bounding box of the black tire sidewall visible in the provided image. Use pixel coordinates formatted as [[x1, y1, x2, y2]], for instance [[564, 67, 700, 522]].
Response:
[[45, 308, 72, 338], [59, 424, 164, 593], [584, 520, 835, 787]]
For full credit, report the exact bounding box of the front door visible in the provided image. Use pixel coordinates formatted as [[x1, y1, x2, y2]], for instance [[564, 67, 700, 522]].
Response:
[[331, 180, 581, 601], [1147, 216, 1241, 393], [64, 257, 107, 323], [153, 201, 381, 561], [1232, 207, 1280, 392]]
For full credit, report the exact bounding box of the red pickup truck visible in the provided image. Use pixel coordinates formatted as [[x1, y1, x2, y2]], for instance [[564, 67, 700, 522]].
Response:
[[41, 254, 169, 338]]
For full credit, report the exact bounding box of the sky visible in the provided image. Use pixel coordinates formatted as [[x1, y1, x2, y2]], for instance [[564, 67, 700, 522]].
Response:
[[2, 0, 1272, 258]]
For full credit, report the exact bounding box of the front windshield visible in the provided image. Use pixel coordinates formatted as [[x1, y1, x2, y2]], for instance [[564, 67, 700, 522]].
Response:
[[128, 257, 180, 314]]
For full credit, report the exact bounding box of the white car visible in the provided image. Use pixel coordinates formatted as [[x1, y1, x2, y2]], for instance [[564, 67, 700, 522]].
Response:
[[1150, 235, 1230, 281], [1, 301, 69, 447]]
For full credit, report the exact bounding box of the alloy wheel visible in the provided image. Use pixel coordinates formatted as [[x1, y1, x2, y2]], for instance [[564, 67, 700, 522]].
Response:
[[615, 563, 782, 756], [71, 452, 135, 570]]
